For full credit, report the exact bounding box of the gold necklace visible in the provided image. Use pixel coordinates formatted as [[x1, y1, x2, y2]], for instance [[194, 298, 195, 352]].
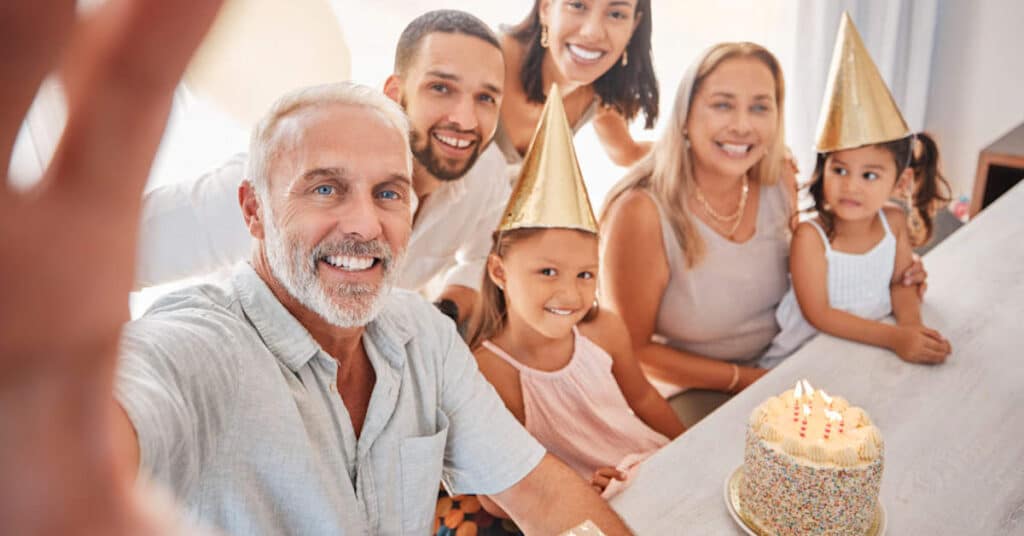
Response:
[[694, 176, 750, 237]]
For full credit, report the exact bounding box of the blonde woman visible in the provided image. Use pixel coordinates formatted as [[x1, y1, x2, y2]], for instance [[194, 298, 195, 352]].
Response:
[[599, 43, 924, 424]]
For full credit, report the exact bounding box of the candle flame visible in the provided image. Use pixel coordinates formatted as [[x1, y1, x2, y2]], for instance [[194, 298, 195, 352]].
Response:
[[803, 404, 811, 416], [820, 390, 833, 405], [794, 381, 804, 399], [801, 379, 815, 396]]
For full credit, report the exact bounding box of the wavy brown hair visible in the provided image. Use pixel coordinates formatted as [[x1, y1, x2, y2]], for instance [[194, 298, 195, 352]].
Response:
[[507, 0, 658, 128]]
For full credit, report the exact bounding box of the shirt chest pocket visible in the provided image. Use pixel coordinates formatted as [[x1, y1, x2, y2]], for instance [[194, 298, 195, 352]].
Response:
[[399, 410, 449, 534]]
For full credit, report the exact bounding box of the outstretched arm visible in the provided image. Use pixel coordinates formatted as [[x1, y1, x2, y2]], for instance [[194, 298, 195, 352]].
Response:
[[0, 1, 222, 533], [490, 454, 633, 535]]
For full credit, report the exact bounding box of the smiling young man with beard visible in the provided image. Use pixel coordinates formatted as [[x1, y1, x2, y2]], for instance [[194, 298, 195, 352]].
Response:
[[136, 10, 515, 327]]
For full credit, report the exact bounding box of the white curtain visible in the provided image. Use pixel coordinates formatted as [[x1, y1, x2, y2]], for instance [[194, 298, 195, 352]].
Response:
[[787, 0, 939, 180]]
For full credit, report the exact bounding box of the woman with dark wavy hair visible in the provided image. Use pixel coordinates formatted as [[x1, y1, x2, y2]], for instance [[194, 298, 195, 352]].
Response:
[[496, 0, 658, 167]]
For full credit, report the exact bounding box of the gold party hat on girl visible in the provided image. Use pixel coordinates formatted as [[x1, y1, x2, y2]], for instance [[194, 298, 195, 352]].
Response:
[[498, 84, 598, 233], [814, 12, 910, 152]]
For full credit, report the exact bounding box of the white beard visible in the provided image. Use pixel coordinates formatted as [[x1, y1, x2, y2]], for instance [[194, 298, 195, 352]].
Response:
[[262, 211, 404, 328]]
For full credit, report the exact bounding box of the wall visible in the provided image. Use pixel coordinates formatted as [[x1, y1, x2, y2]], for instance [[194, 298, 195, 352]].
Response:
[[144, 0, 350, 191], [924, 0, 1024, 200], [186, 0, 350, 129]]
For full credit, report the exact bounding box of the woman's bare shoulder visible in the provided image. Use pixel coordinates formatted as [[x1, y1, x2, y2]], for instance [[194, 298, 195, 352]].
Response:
[[604, 188, 661, 231]]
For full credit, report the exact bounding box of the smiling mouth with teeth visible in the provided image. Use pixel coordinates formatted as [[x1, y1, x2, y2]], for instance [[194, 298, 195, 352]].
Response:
[[544, 307, 577, 316], [716, 142, 754, 156], [432, 132, 475, 150], [322, 255, 379, 272], [567, 43, 605, 62]]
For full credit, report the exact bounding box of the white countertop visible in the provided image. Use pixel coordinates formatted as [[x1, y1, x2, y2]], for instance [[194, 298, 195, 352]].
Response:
[[611, 182, 1024, 535]]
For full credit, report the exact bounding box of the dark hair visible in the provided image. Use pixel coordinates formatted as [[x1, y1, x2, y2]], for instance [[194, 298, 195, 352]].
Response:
[[807, 132, 952, 246], [508, 0, 658, 128], [466, 228, 599, 349], [394, 10, 502, 76]]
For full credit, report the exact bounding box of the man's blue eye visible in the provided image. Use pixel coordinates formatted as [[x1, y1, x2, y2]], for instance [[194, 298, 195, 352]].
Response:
[[378, 190, 400, 200], [315, 185, 334, 195]]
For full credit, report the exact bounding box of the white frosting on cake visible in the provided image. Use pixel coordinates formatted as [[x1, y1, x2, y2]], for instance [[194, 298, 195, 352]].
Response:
[[754, 388, 882, 467]]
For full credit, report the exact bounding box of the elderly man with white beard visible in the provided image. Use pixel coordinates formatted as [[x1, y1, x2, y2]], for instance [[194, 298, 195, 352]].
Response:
[[111, 82, 632, 535]]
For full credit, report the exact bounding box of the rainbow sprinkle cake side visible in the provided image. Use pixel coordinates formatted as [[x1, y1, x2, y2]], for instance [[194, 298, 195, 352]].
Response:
[[738, 385, 884, 535]]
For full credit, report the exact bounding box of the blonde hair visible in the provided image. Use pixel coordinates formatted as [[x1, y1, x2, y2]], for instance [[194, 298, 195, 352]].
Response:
[[600, 42, 786, 268], [247, 82, 412, 198]]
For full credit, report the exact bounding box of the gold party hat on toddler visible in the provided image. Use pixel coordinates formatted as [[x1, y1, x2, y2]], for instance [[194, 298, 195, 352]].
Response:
[[814, 12, 910, 152], [498, 84, 598, 233]]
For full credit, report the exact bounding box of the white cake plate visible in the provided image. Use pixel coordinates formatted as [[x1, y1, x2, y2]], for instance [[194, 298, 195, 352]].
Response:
[[724, 465, 886, 535]]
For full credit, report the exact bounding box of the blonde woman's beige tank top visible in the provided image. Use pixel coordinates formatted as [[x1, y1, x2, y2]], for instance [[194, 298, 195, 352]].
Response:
[[645, 180, 791, 364]]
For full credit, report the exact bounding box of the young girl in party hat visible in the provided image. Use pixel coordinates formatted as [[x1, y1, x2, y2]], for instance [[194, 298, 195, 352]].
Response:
[[761, 13, 952, 367], [467, 86, 685, 508]]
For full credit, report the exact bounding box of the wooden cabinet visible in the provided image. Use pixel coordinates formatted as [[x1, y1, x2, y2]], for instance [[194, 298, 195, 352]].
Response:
[[970, 122, 1024, 217]]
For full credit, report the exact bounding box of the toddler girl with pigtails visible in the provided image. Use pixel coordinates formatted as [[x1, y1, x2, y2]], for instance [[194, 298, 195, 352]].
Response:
[[761, 14, 952, 367]]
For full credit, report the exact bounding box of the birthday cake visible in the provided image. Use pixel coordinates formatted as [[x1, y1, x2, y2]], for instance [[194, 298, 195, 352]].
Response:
[[739, 381, 884, 535]]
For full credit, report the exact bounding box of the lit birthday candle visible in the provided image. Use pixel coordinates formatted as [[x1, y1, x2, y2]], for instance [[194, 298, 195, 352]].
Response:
[[801, 380, 815, 409], [793, 381, 804, 421], [820, 390, 834, 410]]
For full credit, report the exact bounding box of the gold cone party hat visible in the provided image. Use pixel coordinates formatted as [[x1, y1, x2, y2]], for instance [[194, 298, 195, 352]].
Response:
[[498, 84, 598, 233], [814, 12, 910, 152]]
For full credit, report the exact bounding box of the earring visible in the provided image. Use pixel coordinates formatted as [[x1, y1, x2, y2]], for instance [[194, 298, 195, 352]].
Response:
[[621, 50, 628, 67], [540, 25, 549, 48]]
